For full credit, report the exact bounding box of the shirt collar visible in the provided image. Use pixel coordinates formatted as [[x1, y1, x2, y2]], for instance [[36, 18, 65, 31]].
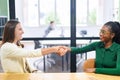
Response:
[[100, 42, 116, 51], [109, 42, 118, 51]]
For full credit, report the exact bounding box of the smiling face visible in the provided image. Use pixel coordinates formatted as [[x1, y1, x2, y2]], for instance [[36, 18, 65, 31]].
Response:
[[99, 25, 115, 43], [14, 23, 24, 42]]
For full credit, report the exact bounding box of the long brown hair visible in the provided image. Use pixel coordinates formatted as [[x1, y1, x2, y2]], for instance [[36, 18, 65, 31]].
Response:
[[0, 19, 24, 47]]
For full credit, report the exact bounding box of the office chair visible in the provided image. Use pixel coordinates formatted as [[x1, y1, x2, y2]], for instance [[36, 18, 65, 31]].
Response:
[[33, 40, 55, 71]]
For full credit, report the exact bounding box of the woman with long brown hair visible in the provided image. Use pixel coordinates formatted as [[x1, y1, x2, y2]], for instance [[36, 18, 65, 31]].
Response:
[[0, 19, 65, 73]]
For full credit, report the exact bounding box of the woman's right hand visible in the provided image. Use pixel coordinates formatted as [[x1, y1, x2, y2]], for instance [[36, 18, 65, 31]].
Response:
[[57, 46, 71, 56]]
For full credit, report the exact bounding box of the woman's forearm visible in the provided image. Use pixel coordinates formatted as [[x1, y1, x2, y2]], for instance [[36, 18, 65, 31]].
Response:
[[41, 46, 58, 55]]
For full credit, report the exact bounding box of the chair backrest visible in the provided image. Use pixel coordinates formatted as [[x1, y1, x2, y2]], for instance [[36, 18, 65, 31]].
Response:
[[83, 58, 95, 72], [34, 40, 42, 49], [80, 30, 87, 37]]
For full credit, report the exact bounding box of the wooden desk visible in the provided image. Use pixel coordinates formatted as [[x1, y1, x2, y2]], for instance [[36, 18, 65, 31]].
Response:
[[0, 73, 119, 80]]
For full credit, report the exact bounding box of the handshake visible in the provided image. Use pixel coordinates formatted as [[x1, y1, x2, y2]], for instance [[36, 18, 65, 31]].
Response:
[[55, 46, 71, 56]]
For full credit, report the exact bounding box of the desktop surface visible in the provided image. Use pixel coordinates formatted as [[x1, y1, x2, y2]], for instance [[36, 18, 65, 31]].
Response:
[[0, 73, 119, 80]]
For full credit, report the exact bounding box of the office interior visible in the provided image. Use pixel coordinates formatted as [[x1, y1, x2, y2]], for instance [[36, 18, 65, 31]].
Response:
[[0, 0, 120, 73]]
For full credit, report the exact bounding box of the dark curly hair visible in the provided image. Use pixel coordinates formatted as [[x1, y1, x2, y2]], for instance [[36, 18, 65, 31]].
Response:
[[104, 21, 120, 44]]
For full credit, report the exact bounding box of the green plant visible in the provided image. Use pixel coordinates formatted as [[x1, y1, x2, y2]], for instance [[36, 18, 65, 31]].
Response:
[[45, 12, 60, 24], [88, 8, 96, 25]]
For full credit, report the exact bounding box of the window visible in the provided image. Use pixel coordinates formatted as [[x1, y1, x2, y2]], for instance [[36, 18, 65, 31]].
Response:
[[113, 0, 119, 21], [23, 0, 39, 27], [15, 0, 70, 37], [76, 0, 98, 26], [17, 0, 70, 27]]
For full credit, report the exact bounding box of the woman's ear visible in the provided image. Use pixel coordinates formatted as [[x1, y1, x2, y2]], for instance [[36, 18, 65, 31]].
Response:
[[111, 33, 115, 39]]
